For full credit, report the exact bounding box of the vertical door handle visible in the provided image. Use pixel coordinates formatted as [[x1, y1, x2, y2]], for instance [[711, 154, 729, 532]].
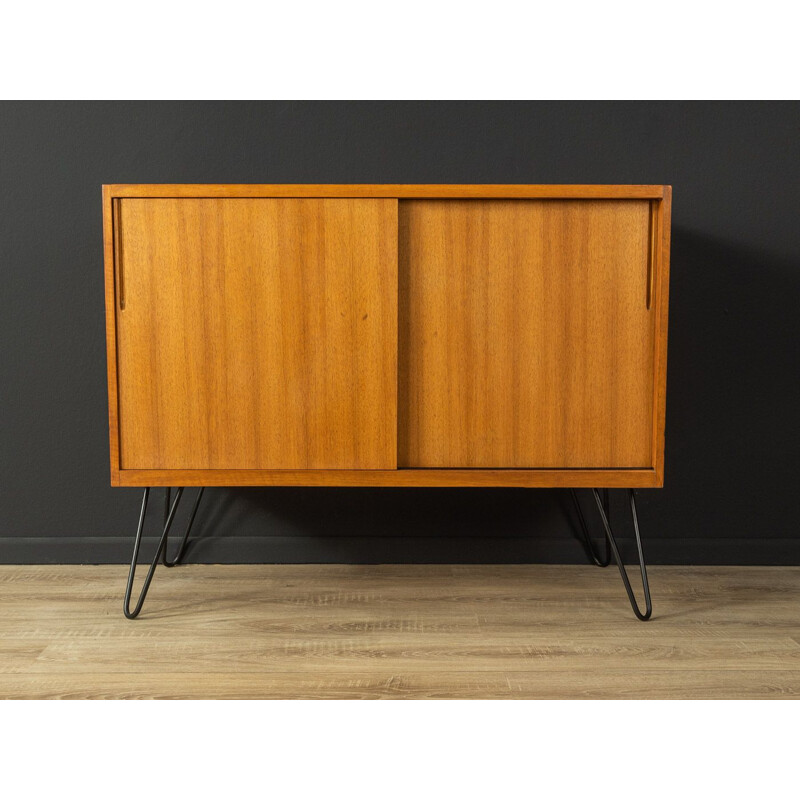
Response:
[[113, 198, 125, 310], [647, 201, 659, 310]]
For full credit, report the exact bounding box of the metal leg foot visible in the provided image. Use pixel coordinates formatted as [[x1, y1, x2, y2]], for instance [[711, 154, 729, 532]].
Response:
[[123, 487, 203, 619]]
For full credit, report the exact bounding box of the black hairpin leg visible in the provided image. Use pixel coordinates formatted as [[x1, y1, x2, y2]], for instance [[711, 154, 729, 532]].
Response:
[[571, 488, 652, 621], [123, 487, 204, 619], [570, 488, 611, 567], [163, 488, 204, 568]]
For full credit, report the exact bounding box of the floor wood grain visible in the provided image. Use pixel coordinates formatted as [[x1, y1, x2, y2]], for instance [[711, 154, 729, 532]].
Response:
[[1, 565, 798, 698]]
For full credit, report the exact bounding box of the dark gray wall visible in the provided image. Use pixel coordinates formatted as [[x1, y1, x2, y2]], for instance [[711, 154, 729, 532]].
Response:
[[1, 101, 798, 564]]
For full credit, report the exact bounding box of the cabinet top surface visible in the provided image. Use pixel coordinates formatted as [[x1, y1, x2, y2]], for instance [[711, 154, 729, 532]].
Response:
[[103, 184, 670, 199]]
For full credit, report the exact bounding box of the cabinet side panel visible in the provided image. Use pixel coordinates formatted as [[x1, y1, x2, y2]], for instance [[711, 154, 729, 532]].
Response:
[[652, 188, 672, 485], [102, 188, 121, 484], [398, 199, 655, 468], [116, 198, 397, 469]]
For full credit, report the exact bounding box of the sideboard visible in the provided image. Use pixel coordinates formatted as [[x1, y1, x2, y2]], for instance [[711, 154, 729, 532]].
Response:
[[103, 184, 672, 619]]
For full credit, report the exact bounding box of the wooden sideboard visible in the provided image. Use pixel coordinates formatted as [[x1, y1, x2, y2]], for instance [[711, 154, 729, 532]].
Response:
[[104, 184, 671, 489], [103, 184, 671, 619]]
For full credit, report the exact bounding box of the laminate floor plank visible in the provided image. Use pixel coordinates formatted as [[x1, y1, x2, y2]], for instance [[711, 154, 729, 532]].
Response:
[[0, 671, 798, 700], [1, 565, 798, 698]]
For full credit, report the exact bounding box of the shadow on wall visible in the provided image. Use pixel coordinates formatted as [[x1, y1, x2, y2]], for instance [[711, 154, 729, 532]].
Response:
[[176, 485, 584, 565], [148, 225, 800, 566]]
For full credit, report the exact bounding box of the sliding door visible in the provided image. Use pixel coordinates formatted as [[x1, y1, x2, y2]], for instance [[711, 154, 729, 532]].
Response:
[[399, 199, 655, 468], [115, 198, 398, 469]]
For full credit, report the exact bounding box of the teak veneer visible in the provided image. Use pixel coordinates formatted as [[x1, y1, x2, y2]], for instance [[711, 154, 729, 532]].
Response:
[[104, 184, 671, 489]]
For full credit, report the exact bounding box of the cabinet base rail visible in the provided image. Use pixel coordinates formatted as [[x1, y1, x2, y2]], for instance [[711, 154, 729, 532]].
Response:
[[122, 487, 651, 620]]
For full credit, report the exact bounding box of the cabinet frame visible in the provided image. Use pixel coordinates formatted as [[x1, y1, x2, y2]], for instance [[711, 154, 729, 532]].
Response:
[[103, 184, 671, 488]]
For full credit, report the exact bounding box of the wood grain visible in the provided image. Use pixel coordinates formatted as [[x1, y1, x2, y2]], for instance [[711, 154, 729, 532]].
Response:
[[114, 198, 397, 470], [1, 671, 797, 700], [112, 468, 661, 488], [1, 565, 798, 699], [102, 187, 120, 485], [399, 199, 655, 468], [104, 184, 667, 199], [103, 185, 672, 487], [652, 189, 672, 485]]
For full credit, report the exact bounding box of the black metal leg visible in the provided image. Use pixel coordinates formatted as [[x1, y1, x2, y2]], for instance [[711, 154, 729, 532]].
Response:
[[588, 488, 653, 621], [163, 488, 204, 568], [123, 487, 204, 619], [570, 489, 611, 567]]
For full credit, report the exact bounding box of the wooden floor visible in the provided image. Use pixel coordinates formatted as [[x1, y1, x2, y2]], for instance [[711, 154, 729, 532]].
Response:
[[1, 565, 799, 699]]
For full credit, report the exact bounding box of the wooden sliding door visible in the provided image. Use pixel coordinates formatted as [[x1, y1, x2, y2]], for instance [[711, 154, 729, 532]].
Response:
[[398, 199, 656, 468], [114, 198, 397, 470]]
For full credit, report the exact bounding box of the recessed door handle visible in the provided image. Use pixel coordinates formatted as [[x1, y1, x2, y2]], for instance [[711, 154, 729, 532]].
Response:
[[113, 198, 125, 310], [647, 201, 659, 310]]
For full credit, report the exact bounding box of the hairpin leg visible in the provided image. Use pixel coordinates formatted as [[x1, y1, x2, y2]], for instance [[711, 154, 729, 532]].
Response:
[[571, 488, 653, 621], [570, 488, 611, 567], [123, 487, 204, 619], [163, 488, 204, 568], [594, 488, 652, 620]]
